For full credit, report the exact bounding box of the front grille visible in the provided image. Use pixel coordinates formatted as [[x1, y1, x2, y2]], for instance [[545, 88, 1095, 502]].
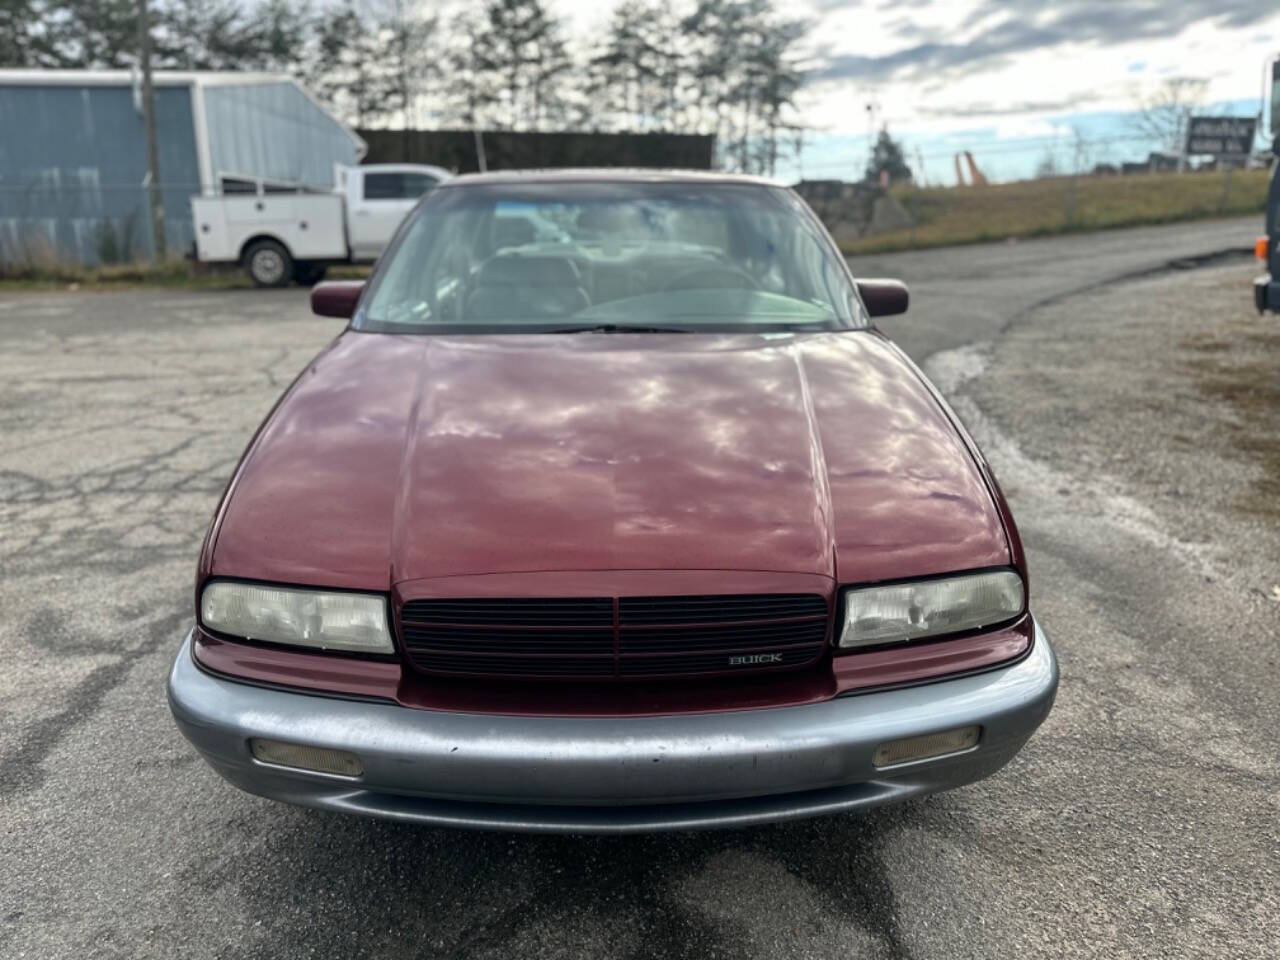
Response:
[[408, 652, 617, 678], [619, 619, 828, 653], [399, 594, 829, 680], [401, 597, 614, 626], [619, 594, 829, 624]]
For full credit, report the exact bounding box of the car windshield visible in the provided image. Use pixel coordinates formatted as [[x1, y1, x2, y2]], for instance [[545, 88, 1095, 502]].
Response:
[[357, 181, 863, 333]]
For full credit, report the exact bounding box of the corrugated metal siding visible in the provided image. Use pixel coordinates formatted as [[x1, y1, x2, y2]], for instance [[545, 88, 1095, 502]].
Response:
[[202, 82, 361, 189], [0, 84, 199, 265]]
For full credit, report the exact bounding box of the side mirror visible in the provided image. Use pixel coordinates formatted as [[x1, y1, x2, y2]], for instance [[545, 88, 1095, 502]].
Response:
[[1268, 55, 1279, 141], [856, 278, 909, 318], [311, 281, 365, 319]]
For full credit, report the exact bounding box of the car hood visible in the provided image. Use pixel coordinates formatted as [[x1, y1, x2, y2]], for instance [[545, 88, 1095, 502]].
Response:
[[209, 330, 1010, 590]]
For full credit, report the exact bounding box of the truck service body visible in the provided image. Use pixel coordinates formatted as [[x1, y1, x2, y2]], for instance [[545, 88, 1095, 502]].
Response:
[[191, 163, 452, 286]]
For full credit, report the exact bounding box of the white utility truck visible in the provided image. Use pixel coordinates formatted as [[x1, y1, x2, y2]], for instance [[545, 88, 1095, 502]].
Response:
[[191, 164, 452, 287]]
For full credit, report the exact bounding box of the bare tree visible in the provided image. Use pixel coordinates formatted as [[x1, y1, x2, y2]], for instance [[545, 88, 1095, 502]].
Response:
[[1131, 77, 1208, 159], [1069, 125, 1092, 175]]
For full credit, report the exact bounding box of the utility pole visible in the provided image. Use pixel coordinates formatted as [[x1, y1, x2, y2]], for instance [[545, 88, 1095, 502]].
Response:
[[137, 0, 166, 261]]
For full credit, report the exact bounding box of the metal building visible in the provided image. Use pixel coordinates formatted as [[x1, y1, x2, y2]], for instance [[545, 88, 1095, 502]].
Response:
[[0, 70, 366, 266]]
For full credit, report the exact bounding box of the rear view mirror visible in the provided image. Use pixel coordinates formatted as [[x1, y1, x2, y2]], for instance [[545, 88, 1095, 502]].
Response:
[[311, 281, 365, 319], [856, 279, 909, 318]]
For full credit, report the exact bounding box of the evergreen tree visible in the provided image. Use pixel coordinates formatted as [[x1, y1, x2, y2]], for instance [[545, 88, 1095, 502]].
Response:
[[375, 0, 438, 129], [471, 0, 572, 130], [0, 0, 42, 65], [865, 127, 912, 183], [441, 8, 502, 128], [5, 0, 310, 71], [3, 0, 816, 156], [308, 0, 381, 127], [586, 1, 683, 132], [57, 0, 141, 68], [160, 0, 258, 70], [680, 0, 807, 174], [247, 0, 311, 72]]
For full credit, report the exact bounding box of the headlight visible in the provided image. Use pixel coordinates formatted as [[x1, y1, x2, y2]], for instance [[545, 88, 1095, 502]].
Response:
[[200, 581, 393, 654], [837, 569, 1024, 649]]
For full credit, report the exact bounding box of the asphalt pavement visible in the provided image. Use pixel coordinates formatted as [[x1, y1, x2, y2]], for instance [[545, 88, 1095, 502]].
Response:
[[2, 214, 1276, 959]]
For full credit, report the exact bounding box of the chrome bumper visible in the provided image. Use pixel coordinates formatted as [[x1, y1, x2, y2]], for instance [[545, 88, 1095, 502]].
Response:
[[167, 621, 1058, 833]]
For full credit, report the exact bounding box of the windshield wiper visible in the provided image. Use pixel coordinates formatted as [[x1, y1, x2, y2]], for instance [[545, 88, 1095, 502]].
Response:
[[546, 323, 689, 334]]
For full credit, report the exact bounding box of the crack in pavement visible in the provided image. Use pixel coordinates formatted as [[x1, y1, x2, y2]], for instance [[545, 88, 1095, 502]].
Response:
[[0, 609, 189, 801]]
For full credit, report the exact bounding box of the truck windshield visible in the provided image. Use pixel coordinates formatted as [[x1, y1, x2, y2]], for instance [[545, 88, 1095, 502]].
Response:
[[357, 181, 863, 333]]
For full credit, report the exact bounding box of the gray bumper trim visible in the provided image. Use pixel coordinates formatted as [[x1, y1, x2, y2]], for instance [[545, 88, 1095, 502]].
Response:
[[1255, 274, 1279, 313], [168, 621, 1057, 833]]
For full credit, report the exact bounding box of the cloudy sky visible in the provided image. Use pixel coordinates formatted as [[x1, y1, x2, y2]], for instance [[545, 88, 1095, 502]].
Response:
[[557, 0, 1280, 182]]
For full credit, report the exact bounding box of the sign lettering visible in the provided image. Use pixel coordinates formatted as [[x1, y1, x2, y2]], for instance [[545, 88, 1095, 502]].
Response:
[[1185, 116, 1258, 157]]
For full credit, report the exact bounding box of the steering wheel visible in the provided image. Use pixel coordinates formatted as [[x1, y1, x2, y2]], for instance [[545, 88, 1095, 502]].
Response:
[[663, 265, 759, 292]]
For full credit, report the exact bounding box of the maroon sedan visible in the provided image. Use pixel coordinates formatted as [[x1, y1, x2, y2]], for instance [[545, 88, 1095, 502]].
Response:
[[168, 171, 1057, 832]]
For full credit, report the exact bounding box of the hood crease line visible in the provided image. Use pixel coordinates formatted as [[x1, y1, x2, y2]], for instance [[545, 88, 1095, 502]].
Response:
[[791, 345, 837, 580], [389, 340, 431, 587]]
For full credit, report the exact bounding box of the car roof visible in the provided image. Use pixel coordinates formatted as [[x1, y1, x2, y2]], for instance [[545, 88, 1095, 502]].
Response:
[[438, 168, 787, 189]]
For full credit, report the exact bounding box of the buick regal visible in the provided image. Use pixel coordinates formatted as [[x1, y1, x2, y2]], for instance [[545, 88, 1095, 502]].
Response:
[[167, 171, 1058, 832]]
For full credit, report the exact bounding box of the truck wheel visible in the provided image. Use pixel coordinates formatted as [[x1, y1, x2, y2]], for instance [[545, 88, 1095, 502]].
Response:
[[293, 263, 328, 287], [245, 240, 292, 288]]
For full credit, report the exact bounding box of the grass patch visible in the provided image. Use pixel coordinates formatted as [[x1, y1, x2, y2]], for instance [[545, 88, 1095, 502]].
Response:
[[0, 259, 371, 291], [843, 168, 1271, 255], [0, 259, 251, 291]]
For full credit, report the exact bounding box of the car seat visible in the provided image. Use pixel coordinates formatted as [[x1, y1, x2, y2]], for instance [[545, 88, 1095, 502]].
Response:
[[466, 255, 591, 320]]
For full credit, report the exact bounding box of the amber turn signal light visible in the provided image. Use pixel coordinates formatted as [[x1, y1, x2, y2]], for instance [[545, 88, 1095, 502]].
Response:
[[250, 738, 363, 777], [872, 726, 981, 768], [1257, 236, 1272, 261]]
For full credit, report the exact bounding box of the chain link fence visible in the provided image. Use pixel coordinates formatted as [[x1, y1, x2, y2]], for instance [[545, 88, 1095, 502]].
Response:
[[792, 132, 1272, 253]]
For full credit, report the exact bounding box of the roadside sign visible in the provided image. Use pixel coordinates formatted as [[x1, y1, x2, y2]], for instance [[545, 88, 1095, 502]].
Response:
[[1185, 116, 1257, 156]]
